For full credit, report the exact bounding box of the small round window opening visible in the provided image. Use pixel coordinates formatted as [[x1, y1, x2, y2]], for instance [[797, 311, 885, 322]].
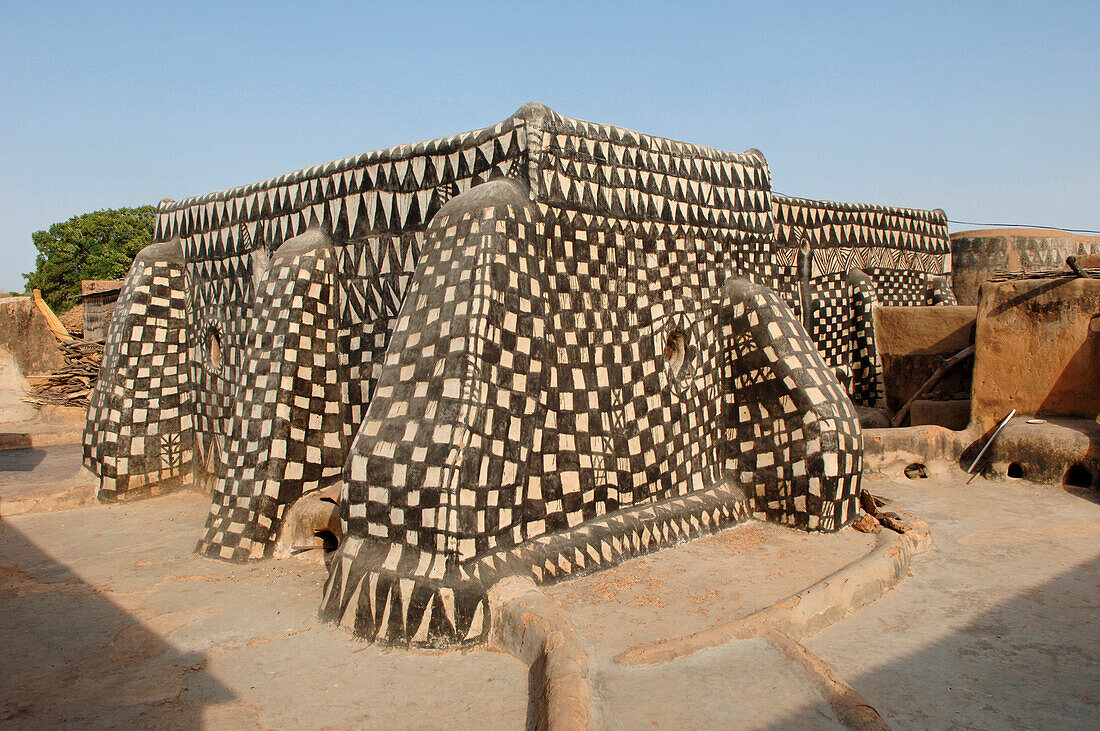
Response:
[[207, 329, 223, 372]]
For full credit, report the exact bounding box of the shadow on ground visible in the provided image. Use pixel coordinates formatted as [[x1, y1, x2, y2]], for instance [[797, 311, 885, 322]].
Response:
[[0, 491, 533, 729], [0, 519, 234, 728], [0, 447, 48, 475], [774, 554, 1100, 728], [789, 482, 1100, 729]]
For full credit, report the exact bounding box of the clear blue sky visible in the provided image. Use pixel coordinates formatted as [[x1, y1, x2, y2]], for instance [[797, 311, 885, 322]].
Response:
[[2, 1, 1097, 291]]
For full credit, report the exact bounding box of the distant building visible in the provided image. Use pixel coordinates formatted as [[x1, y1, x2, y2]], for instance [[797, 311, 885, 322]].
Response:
[[81, 279, 123, 341]]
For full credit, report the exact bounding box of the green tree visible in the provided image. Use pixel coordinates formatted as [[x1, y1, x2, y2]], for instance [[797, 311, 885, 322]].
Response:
[[24, 205, 156, 312]]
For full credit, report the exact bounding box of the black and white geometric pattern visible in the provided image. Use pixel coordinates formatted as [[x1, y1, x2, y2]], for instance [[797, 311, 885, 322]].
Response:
[[335, 159, 764, 579], [721, 278, 861, 531], [847, 271, 887, 408], [195, 228, 350, 561], [86, 103, 954, 646], [925, 274, 956, 305], [323, 107, 833, 643], [84, 239, 195, 501], [159, 111, 531, 490], [320, 480, 751, 646], [771, 195, 950, 263], [89, 109, 531, 511], [770, 195, 953, 406]]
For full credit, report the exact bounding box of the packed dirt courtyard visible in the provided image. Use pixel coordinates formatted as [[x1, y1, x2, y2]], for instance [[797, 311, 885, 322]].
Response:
[[1, 445, 1097, 728]]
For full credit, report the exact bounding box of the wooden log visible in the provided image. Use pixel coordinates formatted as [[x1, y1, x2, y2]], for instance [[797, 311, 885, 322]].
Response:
[[32, 289, 73, 342]]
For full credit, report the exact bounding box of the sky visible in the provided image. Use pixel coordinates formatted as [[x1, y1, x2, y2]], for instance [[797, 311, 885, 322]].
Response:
[[1, 0, 1097, 292]]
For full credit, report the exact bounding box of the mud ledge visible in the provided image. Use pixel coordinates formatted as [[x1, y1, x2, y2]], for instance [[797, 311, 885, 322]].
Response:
[[862, 424, 974, 474], [489, 576, 592, 731], [489, 514, 931, 730], [616, 513, 932, 665], [0, 483, 96, 517], [0, 426, 84, 451], [864, 419, 1100, 490]]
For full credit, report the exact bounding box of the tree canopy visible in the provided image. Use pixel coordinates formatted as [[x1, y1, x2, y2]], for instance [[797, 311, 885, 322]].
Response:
[[23, 205, 155, 312]]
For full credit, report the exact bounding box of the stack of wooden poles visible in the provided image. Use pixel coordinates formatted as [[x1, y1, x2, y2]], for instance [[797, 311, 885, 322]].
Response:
[[23, 289, 104, 408], [24, 338, 104, 407]]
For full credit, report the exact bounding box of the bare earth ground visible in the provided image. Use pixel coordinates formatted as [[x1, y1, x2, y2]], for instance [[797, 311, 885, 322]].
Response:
[[1, 446, 1098, 728], [806, 474, 1100, 729], [0, 445, 95, 514], [0, 444, 85, 499], [0, 491, 531, 730], [544, 519, 876, 657]]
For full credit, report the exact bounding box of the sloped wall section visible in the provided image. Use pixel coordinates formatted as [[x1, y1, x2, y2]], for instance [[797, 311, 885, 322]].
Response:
[[195, 228, 350, 561], [321, 175, 858, 645], [84, 240, 195, 500], [721, 278, 861, 531]]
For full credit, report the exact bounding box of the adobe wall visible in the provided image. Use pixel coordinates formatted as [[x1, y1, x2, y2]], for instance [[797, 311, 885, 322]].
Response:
[[771, 195, 952, 408], [0, 347, 40, 424], [873, 305, 976, 415], [970, 277, 1100, 430], [950, 229, 1100, 305], [81, 280, 123, 342], [84, 102, 951, 646], [0, 297, 66, 376]]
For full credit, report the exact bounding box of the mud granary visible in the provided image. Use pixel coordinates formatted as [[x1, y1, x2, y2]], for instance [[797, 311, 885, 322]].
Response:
[[84, 103, 953, 645]]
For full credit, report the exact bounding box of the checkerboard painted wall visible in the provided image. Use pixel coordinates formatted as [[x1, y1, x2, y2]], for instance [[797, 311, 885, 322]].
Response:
[[85, 104, 946, 644]]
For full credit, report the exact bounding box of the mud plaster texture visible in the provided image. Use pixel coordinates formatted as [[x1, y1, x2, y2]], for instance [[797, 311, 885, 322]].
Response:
[[873, 305, 975, 415], [950, 229, 1100, 306], [0, 492, 530, 729], [593, 639, 844, 729], [0, 349, 39, 426], [86, 104, 952, 647], [0, 419, 88, 453], [908, 399, 970, 431], [86, 104, 929, 649], [543, 520, 875, 658], [0, 298, 66, 376], [981, 417, 1100, 487], [0, 479, 887, 730], [3, 447, 1099, 727], [806, 473, 1100, 729], [970, 277, 1100, 430], [0, 445, 97, 515]]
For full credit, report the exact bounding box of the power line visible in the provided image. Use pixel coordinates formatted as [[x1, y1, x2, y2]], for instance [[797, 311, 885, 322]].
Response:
[[946, 219, 1100, 235], [770, 191, 1100, 234]]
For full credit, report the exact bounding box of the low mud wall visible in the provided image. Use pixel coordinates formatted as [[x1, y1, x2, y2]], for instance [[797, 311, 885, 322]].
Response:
[[0, 298, 65, 376]]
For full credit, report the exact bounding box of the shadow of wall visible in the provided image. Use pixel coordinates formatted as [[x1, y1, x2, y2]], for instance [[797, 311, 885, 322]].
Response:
[[772, 551, 1100, 727], [0, 520, 234, 726]]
